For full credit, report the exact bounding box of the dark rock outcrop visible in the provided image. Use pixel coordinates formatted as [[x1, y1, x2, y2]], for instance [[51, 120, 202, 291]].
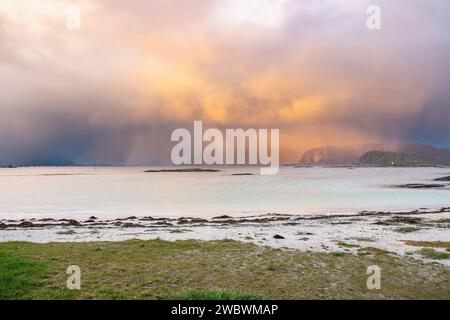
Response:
[[355, 151, 436, 167], [392, 183, 447, 189], [299, 143, 389, 165], [434, 176, 450, 181], [298, 143, 450, 166]]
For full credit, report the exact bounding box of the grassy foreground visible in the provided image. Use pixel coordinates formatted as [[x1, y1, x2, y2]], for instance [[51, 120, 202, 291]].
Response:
[[0, 239, 449, 300]]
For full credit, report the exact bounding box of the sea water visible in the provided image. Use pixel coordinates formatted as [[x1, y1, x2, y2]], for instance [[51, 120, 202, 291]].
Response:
[[0, 166, 449, 219]]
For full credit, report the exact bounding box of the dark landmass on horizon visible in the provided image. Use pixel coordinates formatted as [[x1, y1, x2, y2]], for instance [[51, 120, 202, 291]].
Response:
[[298, 143, 450, 167]]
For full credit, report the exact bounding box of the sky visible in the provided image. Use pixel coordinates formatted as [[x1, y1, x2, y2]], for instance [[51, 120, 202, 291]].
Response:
[[1, 0, 450, 165]]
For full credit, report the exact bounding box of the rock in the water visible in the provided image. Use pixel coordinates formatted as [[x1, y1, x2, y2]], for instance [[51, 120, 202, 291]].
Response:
[[273, 234, 285, 239], [121, 222, 143, 228], [18, 221, 35, 228], [65, 219, 81, 226], [212, 215, 233, 219], [393, 183, 446, 189], [434, 176, 450, 181]]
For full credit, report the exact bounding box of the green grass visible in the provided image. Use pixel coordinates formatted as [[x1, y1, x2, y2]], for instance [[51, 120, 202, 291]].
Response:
[[56, 229, 77, 235], [394, 227, 420, 234], [173, 289, 265, 300], [417, 248, 450, 260], [331, 252, 346, 257], [0, 252, 46, 299], [336, 241, 360, 248], [404, 241, 450, 249], [358, 247, 390, 256], [0, 239, 449, 300], [168, 229, 192, 234]]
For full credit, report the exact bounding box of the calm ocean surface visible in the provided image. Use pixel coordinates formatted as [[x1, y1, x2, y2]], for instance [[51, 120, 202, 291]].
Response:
[[0, 166, 449, 219]]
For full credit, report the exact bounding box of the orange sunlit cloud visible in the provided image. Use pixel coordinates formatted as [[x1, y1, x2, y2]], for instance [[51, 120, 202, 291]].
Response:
[[1, 0, 450, 165]]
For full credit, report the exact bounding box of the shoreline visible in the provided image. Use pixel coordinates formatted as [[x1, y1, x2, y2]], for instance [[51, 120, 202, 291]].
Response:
[[1, 207, 449, 266]]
